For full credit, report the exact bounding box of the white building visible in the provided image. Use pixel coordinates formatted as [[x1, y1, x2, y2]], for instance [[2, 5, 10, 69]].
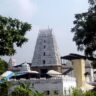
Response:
[[10, 75, 76, 96], [8, 28, 94, 95]]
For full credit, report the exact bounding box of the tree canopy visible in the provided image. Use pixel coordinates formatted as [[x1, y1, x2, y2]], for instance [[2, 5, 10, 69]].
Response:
[[10, 82, 45, 96], [0, 58, 8, 74], [71, 0, 96, 58], [88, 0, 96, 6], [10, 83, 32, 96], [0, 15, 31, 56], [0, 80, 11, 96]]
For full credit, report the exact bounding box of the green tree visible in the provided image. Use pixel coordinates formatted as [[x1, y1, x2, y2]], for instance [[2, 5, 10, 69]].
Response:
[[33, 91, 44, 96], [71, 0, 96, 58], [88, 0, 96, 5], [71, 88, 84, 96], [0, 81, 12, 96], [0, 15, 31, 56], [0, 58, 8, 74], [84, 91, 96, 96], [10, 82, 33, 96], [71, 88, 96, 96], [10, 82, 45, 96]]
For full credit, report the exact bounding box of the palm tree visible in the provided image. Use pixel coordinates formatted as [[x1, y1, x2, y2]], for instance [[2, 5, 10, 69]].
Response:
[[33, 90, 44, 96], [10, 82, 33, 96], [10, 82, 45, 96]]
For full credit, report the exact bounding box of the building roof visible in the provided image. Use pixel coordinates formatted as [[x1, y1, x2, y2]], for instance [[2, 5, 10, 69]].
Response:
[[61, 53, 96, 60], [47, 70, 62, 75]]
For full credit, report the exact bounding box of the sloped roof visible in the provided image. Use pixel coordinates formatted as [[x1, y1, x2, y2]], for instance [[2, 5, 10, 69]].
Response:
[[47, 70, 62, 75], [61, 53, 96, 60]]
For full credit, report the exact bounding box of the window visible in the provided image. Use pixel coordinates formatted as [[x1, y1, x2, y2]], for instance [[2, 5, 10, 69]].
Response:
[[44, 90, 50, 95], [43, 60, 46, 64], [54, 90, 59, 95], [44, 40, 46, 43], [44, 45, 46, 49], [43, 52, 45, 56], [41, 69, 48, 74], [64, 89, 66, 95]]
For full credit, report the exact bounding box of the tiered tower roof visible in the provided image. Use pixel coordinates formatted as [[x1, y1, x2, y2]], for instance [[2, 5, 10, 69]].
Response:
[[32, 28, 61, 67]]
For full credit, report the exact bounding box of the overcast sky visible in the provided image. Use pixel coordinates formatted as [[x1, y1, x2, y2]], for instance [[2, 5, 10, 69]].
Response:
[[1, 0, 89, 64]]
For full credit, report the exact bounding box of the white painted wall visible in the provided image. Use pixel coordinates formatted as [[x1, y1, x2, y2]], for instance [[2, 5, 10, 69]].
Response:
[[10, 76, 76, 96]]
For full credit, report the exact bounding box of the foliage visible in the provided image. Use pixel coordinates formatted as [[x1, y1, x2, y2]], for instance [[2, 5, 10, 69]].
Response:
[[91, 60, 96, 68], [71, 88, 84, 96], [88, 0, 96, 6], [0, 15, 31, 56], [33, 91, 45, 96], [0, 81, 8, 96], [0, 58, 8, 74], [0, 81, 11, 96], [0, 81, 45, 96], [71, 88, 96, 96], [71, 0, 96, 58], [84, 91, 96, 96], [10, 82, 32, 96], [10, 82, 45, 96]]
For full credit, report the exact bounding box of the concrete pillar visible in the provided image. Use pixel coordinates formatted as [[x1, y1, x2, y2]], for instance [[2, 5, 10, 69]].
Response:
[[72, 59, 86, 88]]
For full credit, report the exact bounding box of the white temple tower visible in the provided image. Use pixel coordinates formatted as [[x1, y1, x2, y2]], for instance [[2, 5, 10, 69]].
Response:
[[31, 28, 61, 73], [8, 57, 16, 70]]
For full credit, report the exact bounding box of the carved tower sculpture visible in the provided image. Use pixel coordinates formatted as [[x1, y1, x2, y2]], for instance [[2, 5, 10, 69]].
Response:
[[31, 28, 61, 74]]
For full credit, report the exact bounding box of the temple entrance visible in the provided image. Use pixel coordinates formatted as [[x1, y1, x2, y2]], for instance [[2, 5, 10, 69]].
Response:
[[40, 69, 48, 74]]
